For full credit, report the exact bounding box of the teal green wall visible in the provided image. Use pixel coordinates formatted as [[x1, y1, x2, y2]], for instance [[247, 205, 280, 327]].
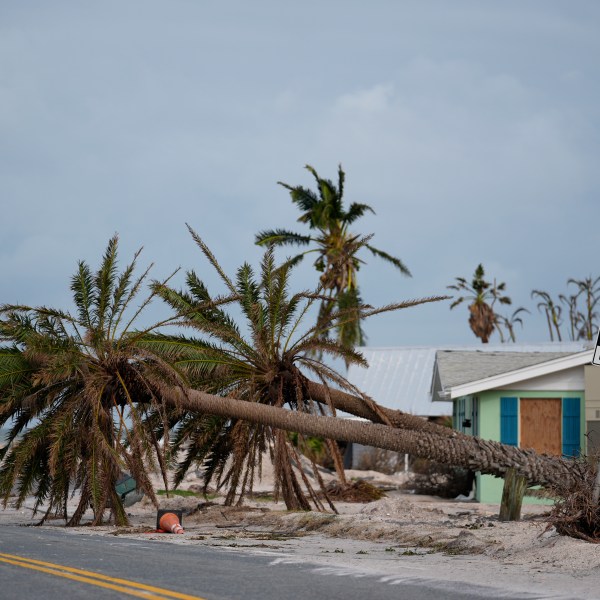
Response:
[[469, 389, 585, 504]]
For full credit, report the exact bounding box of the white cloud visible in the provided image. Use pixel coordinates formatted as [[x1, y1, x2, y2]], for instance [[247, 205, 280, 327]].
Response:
[[336, 84, 394, 113]]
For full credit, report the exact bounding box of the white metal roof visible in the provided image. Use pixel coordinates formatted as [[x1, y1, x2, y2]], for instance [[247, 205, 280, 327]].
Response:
[[346, 342, 592, 417], [346, 347, 452, 417]]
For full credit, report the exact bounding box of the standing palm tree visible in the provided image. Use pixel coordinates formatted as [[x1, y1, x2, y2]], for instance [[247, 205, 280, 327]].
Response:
[[0, 237, 184, 525], [567, 276, 600, 341], [148, 225, 443, 510], [531, 290, 562, 341], [559, 293, 583, 342], [495, 307, 529, 343], [256, 165, 410, 352], [448, 265, 512, 343]]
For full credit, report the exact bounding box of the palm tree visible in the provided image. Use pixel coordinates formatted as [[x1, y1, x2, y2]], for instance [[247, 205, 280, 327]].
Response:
[[0, 236, 185, 526], [0, 232, 576, 526], [559, 293, 584, 342], [166, 385, 574, 490], [448, 265, 512, 343], [148, 225, 445, 510], [567, 276, 600, 341], [255, 165, 410, 353], [531, 290, 562, 341], [495, 307, 529, 343]]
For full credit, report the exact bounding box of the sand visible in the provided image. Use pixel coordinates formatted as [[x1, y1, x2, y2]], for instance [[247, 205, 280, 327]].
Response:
[[3, 465, 600, 599]]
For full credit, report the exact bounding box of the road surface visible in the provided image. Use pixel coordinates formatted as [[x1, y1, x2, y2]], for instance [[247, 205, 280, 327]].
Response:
[[0, 524, 547, 599]]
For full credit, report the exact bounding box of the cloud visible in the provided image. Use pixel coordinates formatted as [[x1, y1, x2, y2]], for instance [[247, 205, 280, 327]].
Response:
[[336, 84, 395, 113]]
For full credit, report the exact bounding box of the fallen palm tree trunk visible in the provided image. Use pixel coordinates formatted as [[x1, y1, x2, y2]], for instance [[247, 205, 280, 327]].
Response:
[[303, 378, 457, 437], [170, 387, 573, 488]]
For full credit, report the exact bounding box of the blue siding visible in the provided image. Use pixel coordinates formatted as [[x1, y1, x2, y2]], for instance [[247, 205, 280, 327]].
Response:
[[501, 397, 518, 446], [562, 397, 581, 457]]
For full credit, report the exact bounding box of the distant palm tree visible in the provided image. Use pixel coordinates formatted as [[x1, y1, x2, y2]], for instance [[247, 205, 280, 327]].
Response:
[[150, 225, 444, 510], [256, 165, 410, 354], [495, 307, 529, 343], [0, 237, 184, 526], [567, 276, 600, 341], [448, 264, 512, 343], [559, 293, 584, 341], [531, 290, 562, 341]]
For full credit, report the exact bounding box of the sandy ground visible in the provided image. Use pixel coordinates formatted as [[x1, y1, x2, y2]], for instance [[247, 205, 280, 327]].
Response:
[[2, 467, 600, 599]]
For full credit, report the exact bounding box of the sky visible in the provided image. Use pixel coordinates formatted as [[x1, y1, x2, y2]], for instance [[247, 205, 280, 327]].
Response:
[[1, 1, 599, 348]]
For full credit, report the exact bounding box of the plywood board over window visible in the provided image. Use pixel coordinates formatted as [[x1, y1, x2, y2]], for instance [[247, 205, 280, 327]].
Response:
[[520, 398, 562, 456]]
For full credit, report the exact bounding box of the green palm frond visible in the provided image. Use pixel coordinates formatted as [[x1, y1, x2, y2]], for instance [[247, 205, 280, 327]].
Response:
[[186, 223, 236, 295], [255, 229, 313, 247], [70, 261, 95, 331], [345, 202, 375, 224], [94, 234, 119, 332], [365, 244, 411, 276]]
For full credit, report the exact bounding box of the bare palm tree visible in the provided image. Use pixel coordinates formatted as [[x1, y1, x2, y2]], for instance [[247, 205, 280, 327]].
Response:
[[559, 293, 583, 341], [531, 290, 562, 341], [448, 265, 512, 343], [567, 276, 600, 341], [495, 307, 529, 343]]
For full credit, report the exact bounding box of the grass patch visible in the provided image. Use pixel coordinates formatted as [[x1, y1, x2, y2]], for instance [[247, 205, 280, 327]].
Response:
[[156, 489, 201, 497]]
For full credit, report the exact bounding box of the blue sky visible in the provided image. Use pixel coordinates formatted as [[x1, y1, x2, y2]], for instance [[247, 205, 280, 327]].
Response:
[[1, 1, 599, 346]]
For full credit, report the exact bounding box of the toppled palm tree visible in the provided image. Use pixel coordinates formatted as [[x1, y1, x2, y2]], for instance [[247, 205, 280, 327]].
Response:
[[149, 225, 445, 510], [256, 165, 410, 354], [448, 264, 511, 343], [0, 237, 184, 525]]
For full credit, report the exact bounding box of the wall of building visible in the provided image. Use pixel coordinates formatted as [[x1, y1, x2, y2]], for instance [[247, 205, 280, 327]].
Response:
[[473, 389, 585, 504], [585, 366, 600, 455]]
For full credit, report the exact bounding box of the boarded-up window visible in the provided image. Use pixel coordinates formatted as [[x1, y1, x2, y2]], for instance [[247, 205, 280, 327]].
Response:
[[520, 398, 561, 456]]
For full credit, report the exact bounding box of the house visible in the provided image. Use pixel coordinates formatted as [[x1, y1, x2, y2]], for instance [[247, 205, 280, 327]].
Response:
[[432, 345, 595, 503]]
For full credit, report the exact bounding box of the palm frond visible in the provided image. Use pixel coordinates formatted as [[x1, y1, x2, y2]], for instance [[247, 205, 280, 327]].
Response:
[[255, 229, 313, 247], [345, 202, 375, 224], [365, 244, 411, 276], [70, 262, 95, 330], [186, 223, 236, 295]]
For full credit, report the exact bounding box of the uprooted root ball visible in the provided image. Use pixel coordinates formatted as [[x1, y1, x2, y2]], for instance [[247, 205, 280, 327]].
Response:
[[547, 458, 600, 543]]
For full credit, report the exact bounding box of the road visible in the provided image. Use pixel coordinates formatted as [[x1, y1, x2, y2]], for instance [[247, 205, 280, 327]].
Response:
[[0, 525, 542, 599]]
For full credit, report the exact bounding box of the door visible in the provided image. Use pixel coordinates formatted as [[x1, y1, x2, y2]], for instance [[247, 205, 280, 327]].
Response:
[[520, 398, 562, 456]]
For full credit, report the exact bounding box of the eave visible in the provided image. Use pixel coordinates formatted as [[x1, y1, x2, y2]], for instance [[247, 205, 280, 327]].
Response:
[[443, 350, 594, 400]]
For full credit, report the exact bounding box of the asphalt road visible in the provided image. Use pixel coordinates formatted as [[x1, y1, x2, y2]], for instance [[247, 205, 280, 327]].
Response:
[[0, 525, 541, 600]]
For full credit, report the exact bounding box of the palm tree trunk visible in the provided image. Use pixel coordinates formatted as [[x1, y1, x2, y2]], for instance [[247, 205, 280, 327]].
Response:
[[166, 387, 572, 488], [302, 379, 458, 437]]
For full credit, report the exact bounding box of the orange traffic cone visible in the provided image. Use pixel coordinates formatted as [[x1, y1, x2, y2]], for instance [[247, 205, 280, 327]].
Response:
[[159, 512, 184, 534]]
